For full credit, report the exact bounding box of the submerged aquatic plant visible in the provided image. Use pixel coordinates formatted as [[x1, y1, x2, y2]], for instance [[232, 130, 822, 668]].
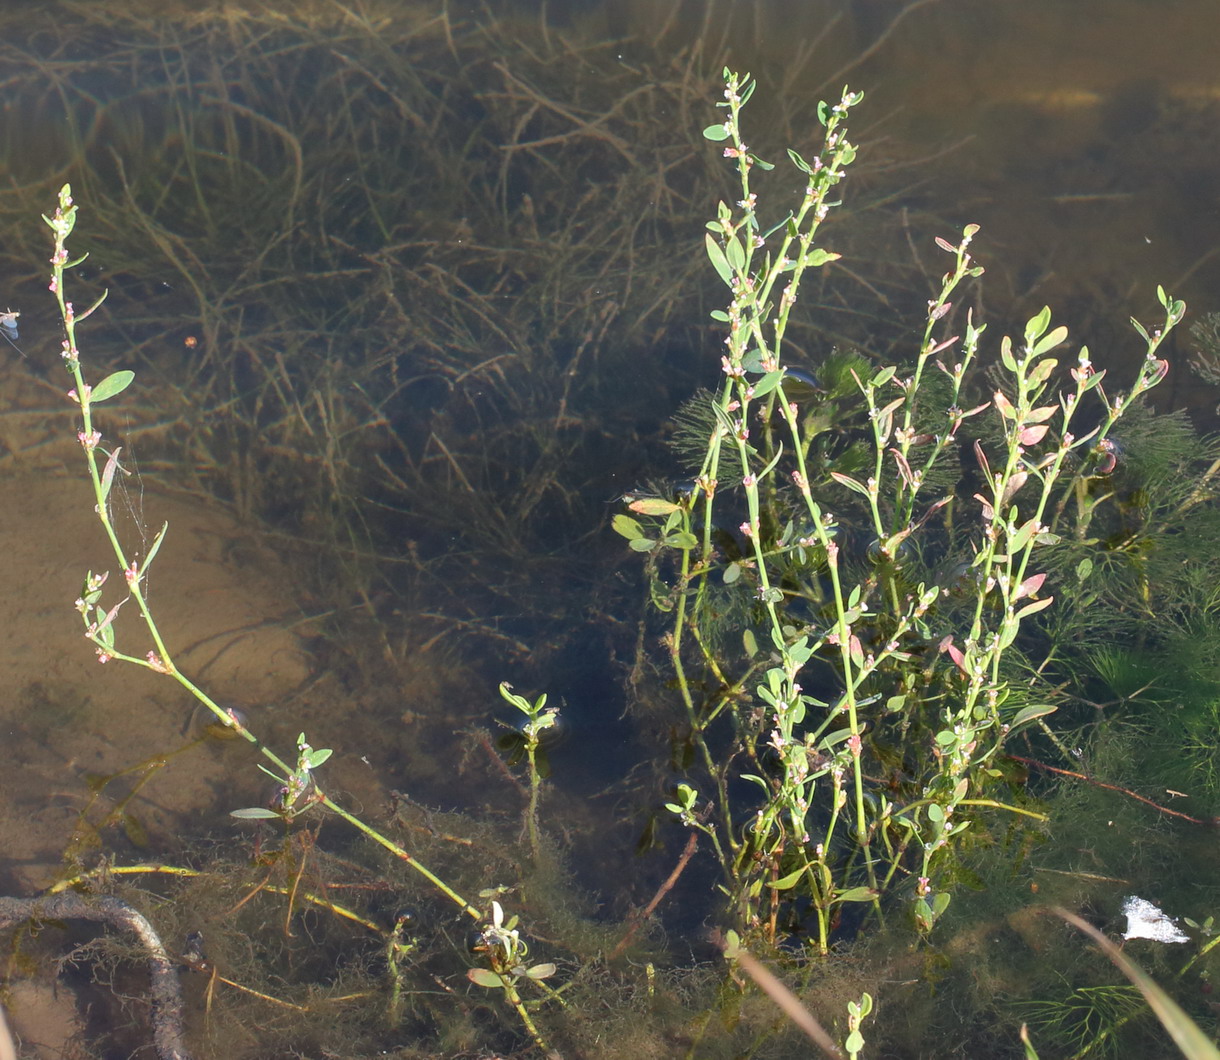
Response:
[[621, 68, 1183, 952], [498, 682, 563, 860], [1020, 982, 1148, 1059]]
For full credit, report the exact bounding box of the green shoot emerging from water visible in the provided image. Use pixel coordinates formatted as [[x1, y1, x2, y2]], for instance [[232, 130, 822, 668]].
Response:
[[621, 70, 1184, 951], [46, 182, 559, 1052], [499, 682, 560, 860]]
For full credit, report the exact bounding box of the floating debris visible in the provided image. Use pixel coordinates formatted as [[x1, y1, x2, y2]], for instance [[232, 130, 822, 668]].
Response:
[[0, 308, 18, 343], [1121, 896, 1190, 943]]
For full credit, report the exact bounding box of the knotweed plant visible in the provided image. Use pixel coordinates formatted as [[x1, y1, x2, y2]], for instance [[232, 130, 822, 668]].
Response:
[[620, 70, 1183, 951], [44, 184, 559, 1055]]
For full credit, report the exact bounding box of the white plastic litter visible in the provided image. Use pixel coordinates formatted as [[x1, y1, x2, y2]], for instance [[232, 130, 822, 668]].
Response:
[[1121, 896, 1190, 943]]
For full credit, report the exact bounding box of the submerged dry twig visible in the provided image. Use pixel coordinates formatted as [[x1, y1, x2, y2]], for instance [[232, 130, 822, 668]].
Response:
[[0, 892, 190, 1060]]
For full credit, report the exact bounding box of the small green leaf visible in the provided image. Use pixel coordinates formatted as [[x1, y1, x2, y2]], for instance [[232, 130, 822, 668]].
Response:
[[629, 497, 680, 516], [612, 514, 645, 540], [787, 147, 811, 173], [628, 538, 655, 552], [1031, 325, 1068, 357], [703, 123, 731, 141], [1014, 596, 1055, 620], [662, 531, 698, 550], [143, 521, 168, 574], [723, 562, 741, 585], [1009, 703, 1057, 728], [525, 963, 556, 980], [467, 968, 503, 989], [100, 446, 123, 503], [1009, 517, 1040, 554], [231, 806, 282, 820], [649, 577, 674, 612], [90, 370, 135, 403], [722, 928, 742, 959], [705, 234, 733, 286], [1027, 357, 1058, 388], [805, 247, 840, 267], [725, 234, 745, 272], [835, 886, 879, 903], [1023, 306, 1052, 347], [1000, 335, 1018, 372], [751, 369, 784, 398], [741, 348, 766, 373], [769, 867, 807, 891], [829, 471, 871, 497]]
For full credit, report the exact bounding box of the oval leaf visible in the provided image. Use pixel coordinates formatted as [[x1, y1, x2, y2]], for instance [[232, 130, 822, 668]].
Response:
[[306, 747, 333, 768], [768, 867, 807, 891], [231, 806, 282, 820], [1014, 595, 1055, 620], [1008, 703, 1057, 729], [834, 886, 879, 903], [629, 498, 680, 516], [705, 234, 733, 286], [612, 514, 645, 540], [829, 471, 872, 498], [467, 968, 503, 989], [90, 370, 135, 403]]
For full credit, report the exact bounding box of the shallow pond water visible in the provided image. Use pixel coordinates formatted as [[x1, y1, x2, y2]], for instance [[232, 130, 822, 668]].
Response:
[[1, 1, 1220, 1057]]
